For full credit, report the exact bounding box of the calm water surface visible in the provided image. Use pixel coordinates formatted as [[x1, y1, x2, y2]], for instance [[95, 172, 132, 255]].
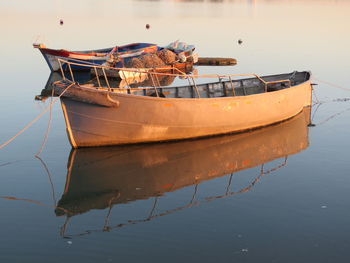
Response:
[[1, 0, 350, 262]]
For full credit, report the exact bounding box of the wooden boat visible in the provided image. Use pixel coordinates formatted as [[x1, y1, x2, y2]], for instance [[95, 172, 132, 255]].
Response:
[[56, 108, 310, 218], [33, 42, 158, 71], [53, 61, 312, 148]]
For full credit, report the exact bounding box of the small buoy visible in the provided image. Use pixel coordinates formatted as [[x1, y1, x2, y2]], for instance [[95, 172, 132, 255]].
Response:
[[146, 24, 150, 29], [60, 19, 64, 25], [238, 39, 243, 45]]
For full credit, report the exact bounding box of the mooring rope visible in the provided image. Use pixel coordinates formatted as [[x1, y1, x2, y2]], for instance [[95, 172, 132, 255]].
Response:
[[0, 83, 75, 150], [313, 77, 350, 91], [312, 86, 320, 105], [312, 75, 350, 108], [35, 88, 55, 157]]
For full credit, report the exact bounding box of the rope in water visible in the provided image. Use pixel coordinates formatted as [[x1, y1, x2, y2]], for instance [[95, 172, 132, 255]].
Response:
[[0, 196, 69, 214], [315, 106, 350, 126], [312, 76, 350, 105], [0, 83, 75, 150], [310, 77, 350, 125]]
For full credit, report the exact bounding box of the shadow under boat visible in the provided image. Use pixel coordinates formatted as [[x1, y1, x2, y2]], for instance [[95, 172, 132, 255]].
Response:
[[56, 107, 311, 218]]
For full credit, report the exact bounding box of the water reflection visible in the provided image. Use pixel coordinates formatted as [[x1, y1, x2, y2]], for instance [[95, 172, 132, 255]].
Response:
[[56, 107, 310, 236]]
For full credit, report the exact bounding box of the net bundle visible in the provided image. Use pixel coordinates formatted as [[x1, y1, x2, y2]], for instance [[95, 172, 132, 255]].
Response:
[[126, 49, 177, 68], [157, 49, 177, 64]]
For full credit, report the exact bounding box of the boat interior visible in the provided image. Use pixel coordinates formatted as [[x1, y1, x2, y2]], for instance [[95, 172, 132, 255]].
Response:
[[72, 70, 311, 99]]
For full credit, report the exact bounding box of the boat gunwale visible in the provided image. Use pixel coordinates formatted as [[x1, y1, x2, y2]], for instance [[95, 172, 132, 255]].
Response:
[[37, 43, 158, 59], [40, 47, 112, 56]]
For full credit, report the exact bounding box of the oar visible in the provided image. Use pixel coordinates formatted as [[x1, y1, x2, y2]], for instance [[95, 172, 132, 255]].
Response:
[[195, 57, 237, 66]]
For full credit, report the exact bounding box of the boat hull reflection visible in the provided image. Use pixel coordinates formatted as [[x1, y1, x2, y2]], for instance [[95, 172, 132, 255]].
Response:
[[57, 108, 310, 216]]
